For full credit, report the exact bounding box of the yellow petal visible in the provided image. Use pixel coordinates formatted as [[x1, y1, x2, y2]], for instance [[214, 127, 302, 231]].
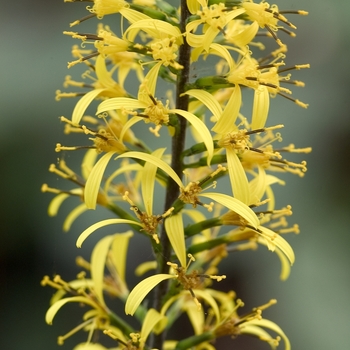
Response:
[[186, 0, 200, 14], [251, 86, 269, 129], [81, 149, 99, 180], [165, 213, 186, 268], [184, 302, 205, 335], [258, 226, 295, 265], [172, 108, 214, 165], [120, 8, 152, 29], [120, 116, 144, 143], [212, 84, 241, 135], [226, 148, 250, 204], [184, 90, 222, 121], [209, 43, 235, 73], [135, 261, 157, 276], [72, 88, 107, 125], [192, 289, 220, 325], [104, 162, 142, 194], [47, 188, 82, 216], [45, 296, 97, 325], [257, 237, 290, 280], [48, 193, 70, 217], [73, 343, 107, 350], [96, 97, 147, 115], [249, 166, 267, 204], [142, 148, 166, 215], [50, 279, 94, 305], [125, 274, 175, 315], [91, 235, 116, 306], [239, 324, 278, 349], [84, 152, 116, 209], [76, 219, 141, 248], [125, 19, 182, 44], [138, 62, 162, 102], [140, 308, 165, 347], [116, 152, 183, 188], [95, 55, 117, 90], [199, 192, 259, 228], [244, 318, 291, 350], [63, 203, 88, 232], [110, 231, 134, 283]]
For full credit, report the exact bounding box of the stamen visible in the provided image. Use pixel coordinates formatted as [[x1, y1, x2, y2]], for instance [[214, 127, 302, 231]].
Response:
[[76, 256, 91, 270], [57, 319, 93, 345], [69, 13, 97, 27]]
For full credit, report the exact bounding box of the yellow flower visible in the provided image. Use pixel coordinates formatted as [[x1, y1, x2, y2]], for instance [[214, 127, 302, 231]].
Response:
[[96, 63, 214, 162], [241, 0, 308, 46], [116, 151, 260, 228], [66, 0, 152, 26], [185, 0, 245, 55], [56, 55, 127, 124], [124, 18, 184, 69]]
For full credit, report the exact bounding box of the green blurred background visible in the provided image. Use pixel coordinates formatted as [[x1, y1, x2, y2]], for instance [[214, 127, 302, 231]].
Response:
[[1, 0, 349, 349]]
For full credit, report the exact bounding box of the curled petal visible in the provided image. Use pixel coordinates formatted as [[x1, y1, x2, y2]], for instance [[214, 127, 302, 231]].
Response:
[[199, 192, 259, 228], [140, 308, 165, 347], [110, 231, 134, 284], [116, 152, 183, 188], [47, 188, 82, 216], [138, 62, 162, 102], [73, 343, 107, 350], [76, 219, 141, 248], [212, 84, 241, 135], [172, 108, 214, 165], [184, 90, 222, 121], [48, 193, 70, 217], [120, 116, 144, 144], [63, 203, 89, 232], [96, 97, 147, 115], [259, 226, 295, 265], [91, 235, 116, 306], [142, 148, 166, 215], [72, 88, 107, 125], [81, 149, 99, 180], [243, 318, 291, 350], [45, 296, 97, 325], [85, 152, 116, 209], [165, 213, 186, 268], [251, 86, 269, 129], [125, 274, 175, 315], [249, 166, 267, 204], [226, 148, 250, 205]]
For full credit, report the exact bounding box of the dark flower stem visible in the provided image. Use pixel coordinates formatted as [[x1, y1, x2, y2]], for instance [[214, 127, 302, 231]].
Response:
[[150, 1, 191, 349]]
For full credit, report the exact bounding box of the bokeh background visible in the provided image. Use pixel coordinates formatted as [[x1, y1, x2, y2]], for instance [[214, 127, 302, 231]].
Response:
[[1, 0, 349, 349]]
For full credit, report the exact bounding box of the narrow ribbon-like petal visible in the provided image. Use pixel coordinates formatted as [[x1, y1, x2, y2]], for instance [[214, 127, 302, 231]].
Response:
[[63, 203, 88, 232], [142, 148, 165, 215], [226, 148, 250, 204], [172, 108, 214, 165], [199, 192, 259, 228], [45, 296, 98, 325], [116, 152, 184, 188], [72, 88, 107, 125], [84, 152, 116, 209], [259, 226, 295, 265], [251, 86, 269, 129], [140, 308, 165, 348], [125, 274, 175, 315], [165, 213, 186, 268], [212, 85, 241, 135], [76, 219, 141, 248], [91, 235, 115, 306]]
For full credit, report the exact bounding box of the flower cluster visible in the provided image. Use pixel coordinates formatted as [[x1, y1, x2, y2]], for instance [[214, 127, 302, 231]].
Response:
[[42, 0, 311, 349]]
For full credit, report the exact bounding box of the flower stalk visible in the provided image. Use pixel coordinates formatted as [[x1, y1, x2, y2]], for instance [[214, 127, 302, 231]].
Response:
[[42, 0, 311, 349]]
